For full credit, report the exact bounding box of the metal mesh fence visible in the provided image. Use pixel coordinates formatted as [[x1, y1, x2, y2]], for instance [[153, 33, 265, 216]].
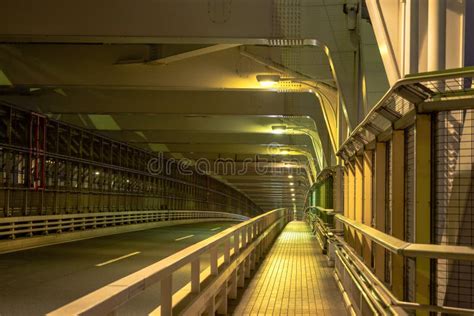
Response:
[[385, 140, 392, 286], [435, 109, 474, 310], [404, 125, 416, 304]]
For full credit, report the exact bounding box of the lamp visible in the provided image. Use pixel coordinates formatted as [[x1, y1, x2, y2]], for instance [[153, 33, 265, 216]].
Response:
[[279, 148, 289, 155], [256, 74, 281, 87], [271, 125, 287, 134]]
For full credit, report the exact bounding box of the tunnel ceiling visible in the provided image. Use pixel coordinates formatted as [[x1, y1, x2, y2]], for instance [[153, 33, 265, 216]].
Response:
[[0, 0, 368, 212]]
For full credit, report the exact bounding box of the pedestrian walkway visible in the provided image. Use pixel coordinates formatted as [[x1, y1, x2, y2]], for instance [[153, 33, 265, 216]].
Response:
[[233, 221, 346, 315]]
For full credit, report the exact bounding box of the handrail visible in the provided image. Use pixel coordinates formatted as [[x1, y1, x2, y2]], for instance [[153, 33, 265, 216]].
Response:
[[49, 208, 290, 315], [0, 210, 248, 239], [335, 214, 474, 260], [337, 66, 474, 159], [306, 206, 334, 214], [334, 235, 474, 315], [309, 210, 474, 314]]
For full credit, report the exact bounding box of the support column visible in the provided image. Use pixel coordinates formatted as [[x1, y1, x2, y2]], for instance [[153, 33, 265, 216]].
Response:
[[347, 162, 356, 247], [334, 166, 344, 213], [343, 166, 349, 217], [363, 150, 374, 266], [374, 142, 386, 281], [355, 155, 364, 255], [341, 166, 348, 236], [415, 115, 432, 316], [391, 130, 405, 299]]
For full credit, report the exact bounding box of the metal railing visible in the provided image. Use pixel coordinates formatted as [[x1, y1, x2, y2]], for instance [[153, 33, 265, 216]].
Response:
[[305, 206, 338, 253], [334, 237, 474, 315], [336, 214, 474, 261], [49, 208, 291, 316], [337, 66, 474, 161], [306, 207, 474, 315], [0, 210, 249, 240]]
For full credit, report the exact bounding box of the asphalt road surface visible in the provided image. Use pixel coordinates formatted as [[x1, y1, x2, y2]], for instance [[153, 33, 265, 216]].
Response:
[[0, 221, 237, 316]]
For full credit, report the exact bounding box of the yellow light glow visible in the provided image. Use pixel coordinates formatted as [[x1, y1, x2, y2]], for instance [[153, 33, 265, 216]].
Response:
[[280, 150, 289, 155], [272, 125, 287, 134], [289, 182, 294, 186], [259, 80, 278, 88], [292, 198, 296, 201], [291, 193, 295, 197], [288, 175, 293, 179], [290, 188, 295, 192], [256, 74, 280, 88]]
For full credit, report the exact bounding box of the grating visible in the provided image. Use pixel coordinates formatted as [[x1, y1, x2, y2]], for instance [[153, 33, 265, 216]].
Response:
[[434, 109, 474, 309], [385, 140, 393, 286], [404, 125, 416, 304], [338, 68, 474, 162]]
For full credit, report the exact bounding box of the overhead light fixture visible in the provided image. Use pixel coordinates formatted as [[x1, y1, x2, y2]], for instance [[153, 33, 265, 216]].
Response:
[[290, 188, 295, 192], [292, 198, 296, 201], [288, 175, 293, 179], [271, 125, 287, 134], [289, 182, 294, 186], [94, 171, 100, 175], [256, 74, 281, 87], [291, 193, 295, 197]]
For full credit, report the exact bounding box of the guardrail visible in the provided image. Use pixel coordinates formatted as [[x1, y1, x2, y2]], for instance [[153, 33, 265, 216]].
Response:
[[334, 236, 474, 316], [305, 206, 338, 254], [335, 213, 474, 315], [306, 207, 474, 315], [49, 208, 291, 316], [337, 66, 474, 161], [335, 214, 474, 261], [0, 210, 248, 240]]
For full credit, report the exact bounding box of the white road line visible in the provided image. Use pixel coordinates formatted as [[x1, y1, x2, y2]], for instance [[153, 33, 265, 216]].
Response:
[[175, 234, 194, 241], [95, 251, 141, 267], [210, 227, 222, 231]]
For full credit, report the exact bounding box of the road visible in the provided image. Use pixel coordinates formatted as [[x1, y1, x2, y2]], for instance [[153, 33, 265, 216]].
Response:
[[0, 221, 237, 315]]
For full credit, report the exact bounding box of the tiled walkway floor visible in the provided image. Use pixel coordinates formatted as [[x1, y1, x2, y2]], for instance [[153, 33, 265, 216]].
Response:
[[233, 221, 346, 315]]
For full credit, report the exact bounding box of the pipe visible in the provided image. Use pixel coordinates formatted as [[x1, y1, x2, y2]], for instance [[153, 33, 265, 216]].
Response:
[[427, 0, 446, 72]]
